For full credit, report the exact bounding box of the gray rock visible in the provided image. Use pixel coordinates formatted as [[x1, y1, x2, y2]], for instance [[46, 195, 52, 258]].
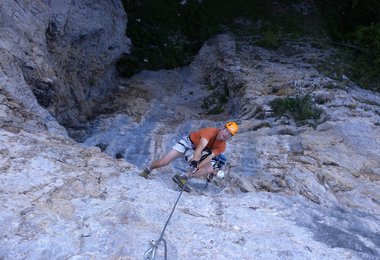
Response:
[[0, 0, 131, 133], [0, 2, 379, 259]]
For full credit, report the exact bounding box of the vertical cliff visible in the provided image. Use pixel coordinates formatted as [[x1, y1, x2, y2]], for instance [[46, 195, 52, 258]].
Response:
[[0, 0, 130, 136]]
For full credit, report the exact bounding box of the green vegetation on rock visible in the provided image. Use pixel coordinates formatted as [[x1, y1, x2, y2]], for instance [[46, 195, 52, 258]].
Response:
[[269, 95, 323, 122]]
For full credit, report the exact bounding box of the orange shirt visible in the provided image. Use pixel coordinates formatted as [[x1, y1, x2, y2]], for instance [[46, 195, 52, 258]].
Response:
[[189, 128, 226, 155]]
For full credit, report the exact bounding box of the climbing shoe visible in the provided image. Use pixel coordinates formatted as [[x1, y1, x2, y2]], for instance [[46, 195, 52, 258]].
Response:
[[139, 168, 151, 179], [172, 174, 191, 193]]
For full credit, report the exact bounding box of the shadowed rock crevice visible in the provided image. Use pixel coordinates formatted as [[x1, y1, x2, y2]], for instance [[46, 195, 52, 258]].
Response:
[[0, 0, 131, 138]]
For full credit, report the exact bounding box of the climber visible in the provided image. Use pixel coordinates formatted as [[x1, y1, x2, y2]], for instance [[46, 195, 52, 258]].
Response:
[[139, 122, 238, 192]]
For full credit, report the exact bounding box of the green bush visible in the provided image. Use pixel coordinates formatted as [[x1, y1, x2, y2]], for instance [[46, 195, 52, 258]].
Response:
[[315, 0, 380, 38], [200, 88, 229, 115], [119, 0, 225, 76], [312, 1, 380, 92], [349, 23, 380, 50], [318, 23, 380, 93], [119, 0, 380, 80], [269, 95, 322, 122], [119, 0, 317, 77], [257, 29, 281, 49], [345, 23, 380, 92]]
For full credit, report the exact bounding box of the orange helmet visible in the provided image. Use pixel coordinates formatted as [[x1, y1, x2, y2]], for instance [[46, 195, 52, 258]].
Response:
[[225, 121, 238, 136]]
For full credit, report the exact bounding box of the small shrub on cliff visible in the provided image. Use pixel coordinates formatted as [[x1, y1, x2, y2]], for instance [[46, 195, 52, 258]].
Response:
[[201, 87, 230, 115], [256, 29, 281, 49], [314, 0, 380, 92], [269, 95, 322, 122], [345, 23, 380, 92]]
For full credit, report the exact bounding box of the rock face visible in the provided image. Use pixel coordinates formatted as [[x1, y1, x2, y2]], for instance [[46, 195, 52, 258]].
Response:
[[0, 2, 379, 260], [0, 0, 130, 135], [81, 34, 380, 259]]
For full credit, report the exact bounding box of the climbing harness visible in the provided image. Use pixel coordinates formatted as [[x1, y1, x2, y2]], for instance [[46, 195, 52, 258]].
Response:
[[143, 169, 195, 260]]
